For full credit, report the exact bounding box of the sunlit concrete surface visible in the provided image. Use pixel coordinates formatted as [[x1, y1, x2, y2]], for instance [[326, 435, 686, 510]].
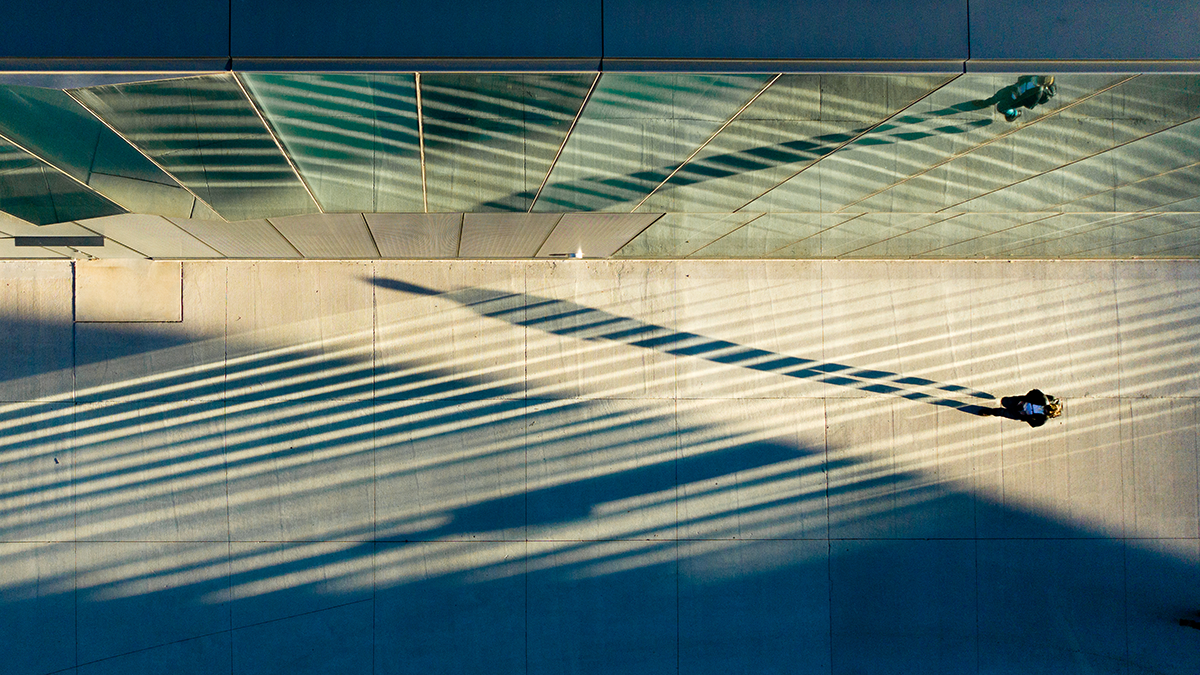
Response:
[[1, 258, 1198, 674]]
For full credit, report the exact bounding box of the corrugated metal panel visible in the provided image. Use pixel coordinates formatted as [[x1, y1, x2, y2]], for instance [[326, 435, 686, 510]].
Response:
[[536, 213, 661, 258], [365, 213, 462, 258], [459, 213, 562, 258], [76, 214, 221, 258], [268, 213, 380, 258], [167, 217, 302, 258]]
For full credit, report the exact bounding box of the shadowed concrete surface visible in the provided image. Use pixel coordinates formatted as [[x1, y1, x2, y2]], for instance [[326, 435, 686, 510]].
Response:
[[1, 259, 1198, 674]]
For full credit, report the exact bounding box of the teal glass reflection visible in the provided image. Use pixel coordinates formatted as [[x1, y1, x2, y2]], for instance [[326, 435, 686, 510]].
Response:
[[0, 84, 193, 217], [242, 74, 423, 213], [532, 73, 772, 212], [0, 138, 124, 225], [71, 74, 319, 221], [957, 77, 1200, 213], [421, 73, 593, 212], [746, 73, 1199, 214], [639, 75, 953, 213]]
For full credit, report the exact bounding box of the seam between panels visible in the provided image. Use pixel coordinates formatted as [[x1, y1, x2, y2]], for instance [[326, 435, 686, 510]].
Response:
[[524, 391, 530, 675], [524, 261, 530, 675], [821, 262, 835, 674], [71, 259, 79, 670], [670, 260, 681, 675], [1123, 538, 1131, 670], [675, 394, 681, 675], [372, 260, 378, 675], [973, 401, 981, 674], [222, 263, 234, 674]]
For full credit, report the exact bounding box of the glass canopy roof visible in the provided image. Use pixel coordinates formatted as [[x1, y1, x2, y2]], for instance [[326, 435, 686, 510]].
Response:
[[0, 71, 1197, 259]]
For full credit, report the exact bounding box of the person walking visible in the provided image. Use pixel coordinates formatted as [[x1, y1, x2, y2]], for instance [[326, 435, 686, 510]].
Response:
[[999, 389, 1062, 427]]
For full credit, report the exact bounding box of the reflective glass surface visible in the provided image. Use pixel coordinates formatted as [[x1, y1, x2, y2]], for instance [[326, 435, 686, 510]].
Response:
[[638, 75, 953, 212], [242, 73, 423, 213], [0, 70, 1193, 258], [0, 84, 193, 218], [533, 73, 773, 212], [72, 74, 319, 221], [421, 73, 593, 212], [0, 138, 124, 225]]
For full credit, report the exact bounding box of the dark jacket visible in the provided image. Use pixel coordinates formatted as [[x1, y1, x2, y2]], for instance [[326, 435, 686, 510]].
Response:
[[1001, 389, 1054, 427]]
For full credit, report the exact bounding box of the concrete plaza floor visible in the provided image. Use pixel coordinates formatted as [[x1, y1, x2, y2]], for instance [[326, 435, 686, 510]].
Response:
[[1, 258, 1198, 674]]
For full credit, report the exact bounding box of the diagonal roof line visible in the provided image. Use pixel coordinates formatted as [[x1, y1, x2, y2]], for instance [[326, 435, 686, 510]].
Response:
[[731, 72, 966, 213], [63, 88, 227, 222], [528, 72, 601, 213], [415, 72, 429, 214], [630, 73, 782, 213], [233, 73, 324, 214]]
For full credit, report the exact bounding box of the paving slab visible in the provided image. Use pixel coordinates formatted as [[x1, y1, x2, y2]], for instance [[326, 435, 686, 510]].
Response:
[[0, 543, 75, 675], [977, 539, 1130, 675], [830, 539, 978, 675], [75, 400, 227, 542], [79, 633, 231, 675], [526, 540, 678, 675], [0, 260, 73, 401], [225, 261, 375, 401], [75, 541, 230, 664], [375, 540, 527, 674], [0, 401, 74, 541], [233, 602, 371, 675], [678, 538, 831, 675]]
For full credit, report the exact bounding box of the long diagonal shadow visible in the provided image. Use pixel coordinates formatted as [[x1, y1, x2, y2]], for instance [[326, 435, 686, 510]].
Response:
[[372, 278, 995, 412]]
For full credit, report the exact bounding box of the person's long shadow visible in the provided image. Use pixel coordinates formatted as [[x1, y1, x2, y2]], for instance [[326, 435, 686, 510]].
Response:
[[372, 278, 996, 414]]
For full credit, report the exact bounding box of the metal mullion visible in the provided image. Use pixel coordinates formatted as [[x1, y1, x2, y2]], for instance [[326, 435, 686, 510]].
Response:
[[415, 73, 428, 214]]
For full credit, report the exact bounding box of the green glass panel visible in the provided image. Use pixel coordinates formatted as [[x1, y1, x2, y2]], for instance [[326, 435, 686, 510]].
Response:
[[421, 73, 592, 212], [0, 84, 194, 217], [960, 90, 1200, 213], [533, 73, 772, 212], [72, 74, 318, 221], [747, 74, 1134, 213], [639, 74, 953, 213], [242, 73, 423, 213], [692, 213, 858, 258], [0, 139, 124, 225]]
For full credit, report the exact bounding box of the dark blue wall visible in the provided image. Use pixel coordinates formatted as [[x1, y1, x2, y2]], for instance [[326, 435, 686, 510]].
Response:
[[0, 0, 1195, 70], [603, 0, 967, 61], [971, 0, 1200, 61], [0, 1, 228, 64], [232, 0, 601, 64]]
